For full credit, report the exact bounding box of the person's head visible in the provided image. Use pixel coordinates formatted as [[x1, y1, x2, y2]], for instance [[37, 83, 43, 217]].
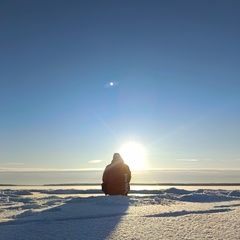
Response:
[[112, 153, 123, 163], [113, 153, 121, 159]]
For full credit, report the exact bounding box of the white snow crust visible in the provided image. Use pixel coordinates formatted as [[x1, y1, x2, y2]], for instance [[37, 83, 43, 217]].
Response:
[[1, 187, 240, 239]]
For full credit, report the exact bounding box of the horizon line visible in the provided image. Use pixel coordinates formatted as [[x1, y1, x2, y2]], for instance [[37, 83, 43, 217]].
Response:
[[1, 167, 240, 172], [1, 182, 240, 187]]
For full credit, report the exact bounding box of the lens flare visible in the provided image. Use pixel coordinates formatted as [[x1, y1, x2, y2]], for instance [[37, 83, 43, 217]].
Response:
[[104, 81, 119, 88]]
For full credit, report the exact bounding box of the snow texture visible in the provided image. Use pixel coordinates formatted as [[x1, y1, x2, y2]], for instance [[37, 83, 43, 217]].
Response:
[[1, 187, 240, 239]]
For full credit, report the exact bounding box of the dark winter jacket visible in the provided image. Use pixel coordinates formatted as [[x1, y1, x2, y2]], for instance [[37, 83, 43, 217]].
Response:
[[102, 156, 131, 195]]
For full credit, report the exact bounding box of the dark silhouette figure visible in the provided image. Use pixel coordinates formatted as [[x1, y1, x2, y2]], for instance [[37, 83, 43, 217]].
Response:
[[102, 153, 131, 196]]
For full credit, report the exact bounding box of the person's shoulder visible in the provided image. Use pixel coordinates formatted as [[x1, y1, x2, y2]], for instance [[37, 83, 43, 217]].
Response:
[[104, 164, 111, 170], [124, 163, 130, 169]]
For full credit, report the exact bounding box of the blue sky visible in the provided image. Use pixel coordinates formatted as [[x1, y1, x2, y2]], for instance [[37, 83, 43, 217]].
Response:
[[0, 0, 240, 184]]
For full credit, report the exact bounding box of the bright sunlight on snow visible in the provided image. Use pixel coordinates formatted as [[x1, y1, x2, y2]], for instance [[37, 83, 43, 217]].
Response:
[[1, 186, 240, 239]]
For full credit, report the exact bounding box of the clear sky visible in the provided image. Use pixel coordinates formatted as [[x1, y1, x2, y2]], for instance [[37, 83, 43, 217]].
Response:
[[1, 0, 240, 184]]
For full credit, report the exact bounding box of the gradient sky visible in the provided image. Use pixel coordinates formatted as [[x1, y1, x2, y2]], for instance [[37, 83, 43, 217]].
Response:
[[1, 0, 240, 183]]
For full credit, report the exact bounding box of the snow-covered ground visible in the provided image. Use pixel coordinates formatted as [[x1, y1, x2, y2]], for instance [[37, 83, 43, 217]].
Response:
[[1, 187, 240, 240]]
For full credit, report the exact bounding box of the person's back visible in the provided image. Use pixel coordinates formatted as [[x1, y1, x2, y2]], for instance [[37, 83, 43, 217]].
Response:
[[102, 153, 131, 195]]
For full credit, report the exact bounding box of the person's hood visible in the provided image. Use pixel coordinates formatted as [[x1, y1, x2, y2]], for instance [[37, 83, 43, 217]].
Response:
[[111, 157, 123, 164]]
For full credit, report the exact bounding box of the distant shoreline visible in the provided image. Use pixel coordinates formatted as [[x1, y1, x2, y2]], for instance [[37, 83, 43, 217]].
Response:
[[1, 183, 240, 187]]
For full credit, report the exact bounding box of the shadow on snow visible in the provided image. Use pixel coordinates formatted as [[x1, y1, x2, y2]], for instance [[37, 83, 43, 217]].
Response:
[[0, 195, 130, 240]]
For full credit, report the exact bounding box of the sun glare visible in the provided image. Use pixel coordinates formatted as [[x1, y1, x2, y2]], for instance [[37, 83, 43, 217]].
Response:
[[119, 142, 146, 171]]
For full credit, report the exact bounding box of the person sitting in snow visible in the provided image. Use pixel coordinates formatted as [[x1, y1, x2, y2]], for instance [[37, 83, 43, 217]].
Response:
[[102, 153, 131, 196]]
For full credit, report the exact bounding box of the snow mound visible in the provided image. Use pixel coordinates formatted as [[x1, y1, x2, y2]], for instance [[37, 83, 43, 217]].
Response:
[[178, 193, 236, 202], [228, 190, 240, 197]]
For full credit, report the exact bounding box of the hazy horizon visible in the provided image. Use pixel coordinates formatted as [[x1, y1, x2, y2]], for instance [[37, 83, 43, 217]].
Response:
[[1, 169, 240, 185]]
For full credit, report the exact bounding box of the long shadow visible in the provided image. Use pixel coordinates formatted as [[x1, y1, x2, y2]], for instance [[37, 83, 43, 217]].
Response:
[[214, 203, 240, 208], [145, 208, 231, 218], [0, 195, 130, 240]]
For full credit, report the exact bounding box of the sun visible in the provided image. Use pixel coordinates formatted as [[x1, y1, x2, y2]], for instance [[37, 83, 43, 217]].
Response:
[[118, 142, 146, 171]]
